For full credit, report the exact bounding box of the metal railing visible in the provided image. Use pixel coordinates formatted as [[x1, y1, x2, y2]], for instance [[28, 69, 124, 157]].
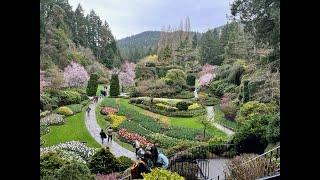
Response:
[[210, 146, 280, 180]]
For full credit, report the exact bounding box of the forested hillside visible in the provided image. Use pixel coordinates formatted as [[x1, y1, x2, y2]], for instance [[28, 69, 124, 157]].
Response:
[[40, 0, 122, 85], [117, 31, 161, 62]]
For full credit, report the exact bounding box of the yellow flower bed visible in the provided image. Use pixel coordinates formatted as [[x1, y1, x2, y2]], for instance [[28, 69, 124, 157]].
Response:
[[188, 103, 201, 110], [108, 114, 126, 128]]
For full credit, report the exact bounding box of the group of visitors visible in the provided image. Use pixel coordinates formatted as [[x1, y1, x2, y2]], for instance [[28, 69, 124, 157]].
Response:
[[99, 127, 113, 144], [131, 142, 169, 179]]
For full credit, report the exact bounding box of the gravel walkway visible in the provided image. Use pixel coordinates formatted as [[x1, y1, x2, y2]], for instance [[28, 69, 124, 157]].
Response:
[[206, 106, 235, 136], [85, 98, 136, 160]]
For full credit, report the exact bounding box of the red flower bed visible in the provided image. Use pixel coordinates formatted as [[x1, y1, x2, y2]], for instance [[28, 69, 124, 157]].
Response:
[[118, 128, 151, 147], [100, 107, 118, 115]]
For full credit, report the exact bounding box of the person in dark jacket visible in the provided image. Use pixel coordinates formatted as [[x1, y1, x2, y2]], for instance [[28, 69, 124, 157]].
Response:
[[131, 151, 152, 179], [99, 129, 107, 144]]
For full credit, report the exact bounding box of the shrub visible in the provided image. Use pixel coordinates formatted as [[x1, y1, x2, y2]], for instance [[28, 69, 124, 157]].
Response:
[[135, 79, 176, 98], [40, 93, 54, 111], [40, 113, 65, 126], [100, 107, 118, 115], [237, 101, 278, 123], [155, 103, 177, 111], [142, 168, 184, 180], [145, 61, 156, 67], [117, 156, 133, 171], [49, 90, 82, 106], [232, 114, 271, 154], [108, 115, 126, 129], [188, 103, 201, 110], [186, 74, 196, 86], [165, 141, 201, 156], [225, 154, 278, 180], [57, 106, 74, 116], [67, 104, 83, 113], [40, 124, 50, 136], [176, 101, 189, 111], [40, 152, 68, 179], [208, 136, 228, 145], [86, 73, 99, 96], [110, 74, 120, 97], [54, 161, 95, 180], [96, 174, 118, 180], [40, 110, 51, 118], [88, 148, 119, 174], [165, 69, 187, 87], [265, 113, 280, 143]]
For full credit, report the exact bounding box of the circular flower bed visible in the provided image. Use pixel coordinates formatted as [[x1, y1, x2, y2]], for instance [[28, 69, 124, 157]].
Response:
[[100, 107, 118, 115]]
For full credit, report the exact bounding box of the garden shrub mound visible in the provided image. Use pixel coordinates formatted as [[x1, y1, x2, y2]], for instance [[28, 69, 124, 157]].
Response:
[[40, 113, 65, 126], [117, 156, 134, 171], [142, 168, 184, 180], [57, 106, 74, 116], [129, 97, 206, 117], [88, 148, 120, 174]]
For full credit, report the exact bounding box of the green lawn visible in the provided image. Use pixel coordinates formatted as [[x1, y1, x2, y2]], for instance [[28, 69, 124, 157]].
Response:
[[42, 110, 100, 148], [169, 116, 227, 138], [96, 104, 110, 129], [118, 98, 228, 139], [96, 84, 106, 96]]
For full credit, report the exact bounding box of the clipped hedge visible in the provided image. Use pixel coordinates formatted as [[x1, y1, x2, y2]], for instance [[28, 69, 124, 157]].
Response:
[[57, 106, 74, 116]]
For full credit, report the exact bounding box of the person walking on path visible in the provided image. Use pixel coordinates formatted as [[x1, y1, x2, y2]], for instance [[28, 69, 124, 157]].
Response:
[[107, 127, 113, 143], [133, 140, 140, 157], [99, 129, 107, 144], [86, 106, 91, 116]]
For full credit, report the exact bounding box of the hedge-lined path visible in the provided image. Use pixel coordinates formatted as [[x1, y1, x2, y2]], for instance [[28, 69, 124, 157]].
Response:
[[206, 106, 235, 136], [85, 98, 137, 160]]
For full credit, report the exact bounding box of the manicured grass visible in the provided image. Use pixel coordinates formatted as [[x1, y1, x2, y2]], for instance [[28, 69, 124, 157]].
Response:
[[114, 135, 135, 152], [169, 116, 228, 139], [96, 84, 106, 96], [96, 104, 110, 129], [214, 106, 239, 130], [42, 110, 100, 148], [118, 98, 228, 139]]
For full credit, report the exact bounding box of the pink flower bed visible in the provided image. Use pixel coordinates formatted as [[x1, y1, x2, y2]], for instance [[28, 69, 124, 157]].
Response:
[[118, 128, 151, 147], [100, 107, 118, 115]]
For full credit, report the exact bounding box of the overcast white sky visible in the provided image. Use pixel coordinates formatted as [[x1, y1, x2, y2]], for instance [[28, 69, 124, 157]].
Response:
[[68, 0, 234, 39]]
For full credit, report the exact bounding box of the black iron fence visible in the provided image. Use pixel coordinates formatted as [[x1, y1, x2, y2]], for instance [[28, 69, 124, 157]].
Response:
[[168, 144, 236, 180]]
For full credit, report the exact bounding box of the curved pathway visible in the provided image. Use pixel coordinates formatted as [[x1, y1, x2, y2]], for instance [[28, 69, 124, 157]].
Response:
[[206, 106, 235, 136], [85, 98, 136, 160]]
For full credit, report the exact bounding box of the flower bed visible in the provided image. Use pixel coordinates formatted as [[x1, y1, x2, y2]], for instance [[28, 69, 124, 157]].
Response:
[[40, 113, 65, 126], [118, 128, 151, 147], [40, 141, 96, 162], [40, 149, 87, 164], [108, 115, 126, 128], [100, 107, 118, 115]]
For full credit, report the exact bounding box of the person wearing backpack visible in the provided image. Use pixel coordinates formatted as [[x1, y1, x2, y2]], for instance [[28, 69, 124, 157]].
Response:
[[99, 129, 107, 144], [131, 151, 152, 179]]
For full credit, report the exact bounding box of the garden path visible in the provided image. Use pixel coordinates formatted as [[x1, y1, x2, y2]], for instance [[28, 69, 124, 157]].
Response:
[[206, 106, 235, 136], [85, 98, 137, 160]]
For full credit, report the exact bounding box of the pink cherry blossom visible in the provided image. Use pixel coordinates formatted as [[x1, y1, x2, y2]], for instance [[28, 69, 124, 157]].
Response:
[[63, 61, 89, 88], [118, 61, 136, 87], [198, 64, 217, 86]]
